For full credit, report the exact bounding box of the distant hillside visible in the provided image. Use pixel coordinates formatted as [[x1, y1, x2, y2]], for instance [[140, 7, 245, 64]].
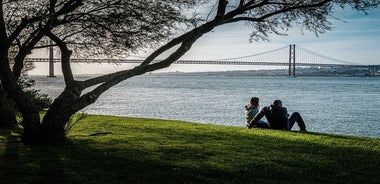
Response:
[[162, 66, 376, 77]]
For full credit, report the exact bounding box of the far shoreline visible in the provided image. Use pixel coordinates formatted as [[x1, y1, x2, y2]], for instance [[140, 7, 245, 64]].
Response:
[[29, 65, 380, 77]]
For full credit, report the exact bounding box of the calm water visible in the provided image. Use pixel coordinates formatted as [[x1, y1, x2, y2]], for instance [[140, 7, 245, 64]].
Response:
[[32, 74, 380, 138]]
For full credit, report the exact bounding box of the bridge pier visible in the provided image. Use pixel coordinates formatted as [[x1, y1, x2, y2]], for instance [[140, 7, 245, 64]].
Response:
[[288, 44, 296, 76], [47, 41, 56, 77], [368, 65, 377, 77]]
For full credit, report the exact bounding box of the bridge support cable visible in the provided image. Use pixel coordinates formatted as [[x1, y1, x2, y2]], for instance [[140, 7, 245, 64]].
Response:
[[295, 45, 355, 65], [216, 46, 289, 61]]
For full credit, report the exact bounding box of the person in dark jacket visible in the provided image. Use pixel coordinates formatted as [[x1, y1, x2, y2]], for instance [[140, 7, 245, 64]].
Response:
[[247, 100, 306, 131]]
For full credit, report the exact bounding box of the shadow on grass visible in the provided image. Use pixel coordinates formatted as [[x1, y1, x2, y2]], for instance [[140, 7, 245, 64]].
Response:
[[1, 126, 379, 184], [1, 127, 69, 184]]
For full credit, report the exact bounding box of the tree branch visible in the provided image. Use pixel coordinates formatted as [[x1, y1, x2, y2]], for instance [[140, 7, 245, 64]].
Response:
[[223, 0, 333, 25], [81, 0, 230, 89], [46, 31, 75, 85], [255, 1, 332, 21], [0, 0, 8, 42], [8, 16, 44, 44], [217, 0, 228, 18], [239, 0, 245, 7], [140, 33, 188, 66], [11, 0, 84, 79], [223, 0, 268, 20], [56, 0, 83, 17], [223, 17, 262, 24], [244, 0, 269, 11], [13, 29, 47, 79]]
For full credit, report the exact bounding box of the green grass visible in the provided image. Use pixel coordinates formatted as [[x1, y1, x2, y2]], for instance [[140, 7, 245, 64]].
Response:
[[1, 114, 379, 184]]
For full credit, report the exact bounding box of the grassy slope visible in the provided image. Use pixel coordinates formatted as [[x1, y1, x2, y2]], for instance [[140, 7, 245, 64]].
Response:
[[0, 114, 379, 184]]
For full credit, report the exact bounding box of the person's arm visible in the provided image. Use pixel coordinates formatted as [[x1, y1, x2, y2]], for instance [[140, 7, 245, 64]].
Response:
[[282, 107, 289, 130], [282, 107, 289, 118]]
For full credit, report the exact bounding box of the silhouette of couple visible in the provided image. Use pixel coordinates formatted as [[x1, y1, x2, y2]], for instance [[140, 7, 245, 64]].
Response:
[[245, 97, 306, 131]]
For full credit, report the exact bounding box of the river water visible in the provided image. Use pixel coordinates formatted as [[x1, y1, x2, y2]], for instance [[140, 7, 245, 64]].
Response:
[[32, 74, 380, 138]]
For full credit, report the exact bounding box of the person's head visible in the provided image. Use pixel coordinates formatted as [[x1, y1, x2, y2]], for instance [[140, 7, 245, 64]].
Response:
[[272, 100, 282, 107], [250, 97, 260, 107]]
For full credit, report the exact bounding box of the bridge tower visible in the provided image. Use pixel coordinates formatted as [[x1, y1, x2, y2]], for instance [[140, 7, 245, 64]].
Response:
[[47, 40, 56, 77], [288, 44, 296, 76], [369, 65, 376, 77]]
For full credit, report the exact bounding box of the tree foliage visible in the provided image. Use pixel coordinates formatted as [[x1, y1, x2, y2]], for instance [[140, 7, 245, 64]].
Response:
[[3, 0, 199, 78], [0, 0, 379, 143]]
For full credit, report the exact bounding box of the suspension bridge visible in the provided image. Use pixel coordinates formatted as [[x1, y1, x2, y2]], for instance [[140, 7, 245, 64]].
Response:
[[26, 44, 379, 77]]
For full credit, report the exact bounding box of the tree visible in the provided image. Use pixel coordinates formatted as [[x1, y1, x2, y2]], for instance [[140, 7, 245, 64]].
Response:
[[0, 0, 199, 142], [0, 0, 379, 143]]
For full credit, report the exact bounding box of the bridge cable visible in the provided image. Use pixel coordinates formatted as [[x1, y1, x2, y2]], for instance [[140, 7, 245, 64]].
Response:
[[216, 45, 289, 61], [296, 45, 356, 65]]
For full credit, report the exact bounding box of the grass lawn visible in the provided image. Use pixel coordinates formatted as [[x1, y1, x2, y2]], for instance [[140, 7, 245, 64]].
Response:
[[1, 114, 379, 184]]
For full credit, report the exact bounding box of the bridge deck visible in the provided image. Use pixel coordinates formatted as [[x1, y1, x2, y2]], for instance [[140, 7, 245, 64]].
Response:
[[25, 58, 376, 68]]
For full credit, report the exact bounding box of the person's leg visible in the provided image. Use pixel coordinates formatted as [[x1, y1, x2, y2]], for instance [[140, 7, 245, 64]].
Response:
[[288, 112, 306, 131], [255, 120, 270, 128]]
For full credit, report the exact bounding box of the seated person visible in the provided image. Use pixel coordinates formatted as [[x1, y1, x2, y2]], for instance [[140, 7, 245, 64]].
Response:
[[245, 97, 270, 128], [247, 99, 306, 131]]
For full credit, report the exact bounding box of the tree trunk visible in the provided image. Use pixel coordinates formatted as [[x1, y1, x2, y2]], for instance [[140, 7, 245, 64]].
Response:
[[0, 111, 17, 127], [40, 111, 70, 143], [40, 101, 73, 143], [40, 86, 82, 143], [0, 106, 17, 127], [0, 75, 42, 143], [1, 50, 42, 142], [20, 111, 42, 143], [0, 86, 17, 127]]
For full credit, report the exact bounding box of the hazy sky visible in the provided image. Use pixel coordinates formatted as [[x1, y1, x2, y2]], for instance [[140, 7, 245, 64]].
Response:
[[29, 6, 380, 75], [181, 8, 380, 63]]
